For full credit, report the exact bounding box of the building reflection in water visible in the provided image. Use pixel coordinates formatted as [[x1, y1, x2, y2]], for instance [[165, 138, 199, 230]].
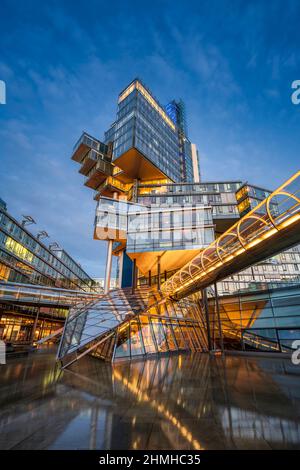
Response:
[[0, 351, 300, 449]]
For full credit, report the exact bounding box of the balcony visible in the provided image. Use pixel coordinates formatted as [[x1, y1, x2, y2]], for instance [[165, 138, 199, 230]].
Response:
[[94, 176, 132, 199], [78, 149, 98, 175], [84, 159, 113, 189]]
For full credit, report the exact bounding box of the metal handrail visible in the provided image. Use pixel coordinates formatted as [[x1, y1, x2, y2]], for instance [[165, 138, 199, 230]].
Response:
[[0, 281, 101, 307]]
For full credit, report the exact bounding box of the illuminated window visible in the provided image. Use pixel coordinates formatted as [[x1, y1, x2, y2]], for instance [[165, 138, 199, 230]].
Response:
[[238, 198, 250, 214], [5, 237, 34, 263], [236, 186, 249, 201]]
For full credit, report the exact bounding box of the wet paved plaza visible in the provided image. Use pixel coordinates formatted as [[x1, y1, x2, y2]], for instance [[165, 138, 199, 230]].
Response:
[[1, 349, 300, 450]]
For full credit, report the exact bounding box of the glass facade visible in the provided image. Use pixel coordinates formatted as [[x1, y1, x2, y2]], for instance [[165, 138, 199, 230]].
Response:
[[218, 245, 300, 296], [0, 311, 64, 344], [94, 196, 214, 253], [126, 205, 214, 253], [66, 77, 300, 368], [207, 284, 300, 353], [94, 197, 145, 241], [236, 183, 278, 218], [72, 132, 110, 162], [111, 80, 181, 182], [137, 181, 241, 221], [0, 282, 100, 345], [57, 287, 207, 366]]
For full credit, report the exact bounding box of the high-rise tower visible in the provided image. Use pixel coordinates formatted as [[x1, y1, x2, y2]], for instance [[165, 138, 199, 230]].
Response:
[[104, 79, 181, 182]]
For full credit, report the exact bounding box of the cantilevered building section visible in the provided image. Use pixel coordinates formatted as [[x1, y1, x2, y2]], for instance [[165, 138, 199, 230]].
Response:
[[66, 78, 300, 363]]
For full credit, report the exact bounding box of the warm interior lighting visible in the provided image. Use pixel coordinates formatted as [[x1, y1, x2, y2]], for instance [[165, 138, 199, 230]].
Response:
[[5, 237, 34, 263]]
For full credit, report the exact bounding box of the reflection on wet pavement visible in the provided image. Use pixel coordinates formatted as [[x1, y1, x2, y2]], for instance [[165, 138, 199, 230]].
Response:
[[0, 349, 300, 449]]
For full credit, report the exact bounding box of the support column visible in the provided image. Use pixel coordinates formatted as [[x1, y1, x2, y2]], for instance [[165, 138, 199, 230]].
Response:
[[30, 308, 40, 346], [214, 282, 224, 353], [104, 240, 113, 294], [104, 191, 118, 295], [148, 270, 151, 287], [132, 258, 137, 294], [118, 250, 124, 288], [202, 288, 212, 352], [157, 256, 161, 291]]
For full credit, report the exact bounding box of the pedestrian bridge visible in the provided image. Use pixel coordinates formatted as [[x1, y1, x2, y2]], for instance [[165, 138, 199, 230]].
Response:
[[0, 281, 100, 308], [162, 170, 300, 299]]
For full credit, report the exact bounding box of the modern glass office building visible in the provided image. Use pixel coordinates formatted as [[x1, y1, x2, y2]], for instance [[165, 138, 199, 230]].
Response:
[[0, 202, 94, 291], [105, 79, 181, 182], [0, 201, 97, 346], [63, 79, 300, 365], [70, 79, 300, 297]]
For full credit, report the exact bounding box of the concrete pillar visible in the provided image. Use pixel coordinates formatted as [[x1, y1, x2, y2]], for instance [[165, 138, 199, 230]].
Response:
[[104, 191, 118, 295], [202, 289, 212, 352], [214, 282, 224, 353]]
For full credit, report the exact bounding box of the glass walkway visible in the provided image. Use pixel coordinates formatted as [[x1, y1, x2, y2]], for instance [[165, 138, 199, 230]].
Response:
[[57, 287, 208, 368]]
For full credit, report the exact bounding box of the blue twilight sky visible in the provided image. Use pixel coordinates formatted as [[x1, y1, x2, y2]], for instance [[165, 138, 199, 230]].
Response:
[[0, 0, 300, 278]]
